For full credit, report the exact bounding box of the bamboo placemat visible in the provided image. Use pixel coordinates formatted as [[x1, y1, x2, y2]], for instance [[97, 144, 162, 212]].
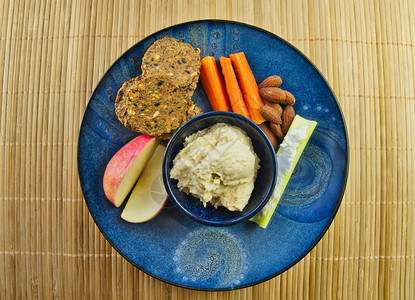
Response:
[[1, 0, 414, 299]]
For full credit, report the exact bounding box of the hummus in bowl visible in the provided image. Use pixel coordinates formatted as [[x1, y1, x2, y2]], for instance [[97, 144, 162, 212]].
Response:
[[170, 123, 260, 211], [162, 111, 277, 226]]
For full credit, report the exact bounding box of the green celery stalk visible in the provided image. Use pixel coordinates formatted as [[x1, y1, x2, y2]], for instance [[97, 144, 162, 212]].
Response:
[[250, 115, 317, 228]]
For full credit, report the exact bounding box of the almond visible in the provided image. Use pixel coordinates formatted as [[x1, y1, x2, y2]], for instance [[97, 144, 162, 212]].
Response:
[[259, 87, 286, 103], [259, 105, 282, 124], [281, 105, 295, 134], [259, 123, 278, 150], [263, 100, 283, 116], [283, 90, 295, 105], [260, 87, 296, 105], [258, 75, 282, 89], [270, 123, 285, 140]]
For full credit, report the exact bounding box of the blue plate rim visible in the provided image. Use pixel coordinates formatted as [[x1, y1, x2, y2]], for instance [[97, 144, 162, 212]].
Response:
[[77, 19, 350, 291]]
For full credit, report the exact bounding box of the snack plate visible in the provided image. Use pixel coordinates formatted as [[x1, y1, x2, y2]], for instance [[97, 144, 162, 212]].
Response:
[[78, 20, 349, 290]]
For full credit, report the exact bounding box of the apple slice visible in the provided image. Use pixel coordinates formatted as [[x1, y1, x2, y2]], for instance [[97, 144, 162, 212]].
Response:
[[121, 144, 168, 223], [103, 135, 159, 207]]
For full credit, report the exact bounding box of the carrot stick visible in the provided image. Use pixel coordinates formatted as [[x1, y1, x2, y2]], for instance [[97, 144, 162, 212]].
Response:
[[229, 52, 266, 124], [219, 57, 251, 119], [200, 56, 231, 112]]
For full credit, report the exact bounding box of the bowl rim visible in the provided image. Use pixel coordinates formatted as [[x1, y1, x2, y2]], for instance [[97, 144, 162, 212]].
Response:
[[162, 111, 277, 226]]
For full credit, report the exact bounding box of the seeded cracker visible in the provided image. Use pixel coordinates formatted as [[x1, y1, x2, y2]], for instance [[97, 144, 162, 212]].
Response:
[[141, 37, 201, 97], [115, 75, 202, 138], [158, 102, 203, 140]]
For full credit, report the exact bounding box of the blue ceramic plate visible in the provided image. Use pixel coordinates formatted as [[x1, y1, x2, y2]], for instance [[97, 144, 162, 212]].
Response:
[[78, 20, 349, 290]]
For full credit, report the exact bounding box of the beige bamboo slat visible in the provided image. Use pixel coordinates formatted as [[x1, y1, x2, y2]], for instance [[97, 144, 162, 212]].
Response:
[[1, 0, 414, 299]]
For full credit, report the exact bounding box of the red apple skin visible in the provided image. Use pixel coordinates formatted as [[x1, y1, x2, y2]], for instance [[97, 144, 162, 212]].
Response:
[[103, 134, 155, 206]]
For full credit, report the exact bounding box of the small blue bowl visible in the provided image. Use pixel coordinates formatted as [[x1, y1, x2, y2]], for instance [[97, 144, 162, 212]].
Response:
[[162, 111, 277, 226]]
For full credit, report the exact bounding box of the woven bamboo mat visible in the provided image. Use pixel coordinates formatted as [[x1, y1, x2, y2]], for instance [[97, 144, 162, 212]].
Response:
[[1, 0, 414, 299]]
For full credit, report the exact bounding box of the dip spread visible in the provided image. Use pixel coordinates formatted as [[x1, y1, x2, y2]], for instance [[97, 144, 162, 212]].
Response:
[[170, 123, 260, 211]]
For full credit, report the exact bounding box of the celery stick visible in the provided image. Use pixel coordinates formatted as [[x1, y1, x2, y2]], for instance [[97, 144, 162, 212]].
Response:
[[250, 115, 317, 228]]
